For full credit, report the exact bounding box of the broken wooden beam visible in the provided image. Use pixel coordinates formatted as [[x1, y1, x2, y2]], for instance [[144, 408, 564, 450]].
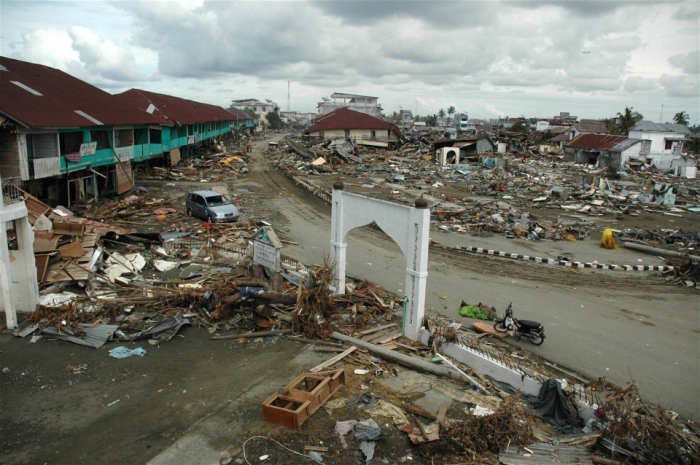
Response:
[[309, 346, 357, 373], [210, 329, 292, 340]]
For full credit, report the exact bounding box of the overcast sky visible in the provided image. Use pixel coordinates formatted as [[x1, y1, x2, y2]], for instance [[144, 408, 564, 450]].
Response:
[[1, 0, 698, 124]]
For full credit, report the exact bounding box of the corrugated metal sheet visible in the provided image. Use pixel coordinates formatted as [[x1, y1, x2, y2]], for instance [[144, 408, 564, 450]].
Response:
[[0, 56, 168, 128], [499, 443, 593, 465], [304, 107, 401, 137], [41, 324, 119, 348], [566, 134, 628, 150]]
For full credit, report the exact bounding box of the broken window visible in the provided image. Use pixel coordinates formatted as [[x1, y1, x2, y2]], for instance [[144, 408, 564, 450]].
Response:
[[149, 128, 162, 144], [59, 131, 83, 156], [5, 220, 18, 250], [90, 130, 110, 150], [114, 128, 134, 148]]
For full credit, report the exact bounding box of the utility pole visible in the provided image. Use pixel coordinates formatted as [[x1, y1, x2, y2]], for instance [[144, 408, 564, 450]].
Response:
[[287, 81, 291, 112], [659, 104, 664, 123]]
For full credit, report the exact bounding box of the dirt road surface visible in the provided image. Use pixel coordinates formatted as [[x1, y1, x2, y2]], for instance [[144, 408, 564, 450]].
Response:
[[0, 134, 697, 465]]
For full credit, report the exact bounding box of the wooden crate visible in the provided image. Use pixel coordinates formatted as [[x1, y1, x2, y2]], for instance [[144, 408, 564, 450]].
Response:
[[261, 369, 345, 430]]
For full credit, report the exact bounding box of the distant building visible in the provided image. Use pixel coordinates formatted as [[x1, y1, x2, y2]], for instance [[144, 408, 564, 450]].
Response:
[[399, 110, 413, 129], [229, 99, 279, 121], [317, 92, 383, 118], [454, 113, 469, 132], [564, 134, 646, 169], [628, 121, 691, 170], [303, 107, 401, 148]]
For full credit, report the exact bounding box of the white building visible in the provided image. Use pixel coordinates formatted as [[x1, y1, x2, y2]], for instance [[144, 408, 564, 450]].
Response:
[[628, 121, 692, 170], [317, 93, 383, 118], [454, 113, 469, 132], [229, 99, 279, 118]]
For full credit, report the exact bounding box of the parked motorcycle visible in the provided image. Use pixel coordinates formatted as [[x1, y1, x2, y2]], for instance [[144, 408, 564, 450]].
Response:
[[493, 303, 545, 345]]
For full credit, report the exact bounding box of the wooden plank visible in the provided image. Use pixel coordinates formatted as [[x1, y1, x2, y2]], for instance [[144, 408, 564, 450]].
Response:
[[210, 329, 291, 340], [53, 222, 85, 236], [376, 331, 402, 345], [57, 240, 86, 258], [356, 323, 396, 336], [363, 331, 386, 343], [34, 254, 50, 283], [391, 401, 437, 420], [33, 235, 59, 253], [472, 321, 507, 339], [400, 385, 419, 395], [287, 336, 344, 347], [304, 446, 329, 452], [369, 289, 387, 307], [309, 346, 356, 373]]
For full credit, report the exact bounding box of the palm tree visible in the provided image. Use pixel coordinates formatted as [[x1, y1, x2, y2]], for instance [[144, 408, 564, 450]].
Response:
[[447, 106, 455, 116], [438, 109, 446, 119], [614, 107, 643, 135], [672, 111, 689, 126]]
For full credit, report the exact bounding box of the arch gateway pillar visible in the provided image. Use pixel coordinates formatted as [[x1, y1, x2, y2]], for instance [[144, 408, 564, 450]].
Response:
[[330, 182, 430, 341]]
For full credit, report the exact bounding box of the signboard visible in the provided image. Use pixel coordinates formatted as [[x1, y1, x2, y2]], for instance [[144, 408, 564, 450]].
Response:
[[253, 240, 280, 272], [115, 146, 134, 161], [187, 135, 195, 144], [79, 142, 97, 156]]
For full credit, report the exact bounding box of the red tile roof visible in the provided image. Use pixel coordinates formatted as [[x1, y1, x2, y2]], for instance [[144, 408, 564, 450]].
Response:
[[0, 56, 166, 128], [304, 107, 401, 137], [566, 134, 628, 150], [115, 89, 234, 125]]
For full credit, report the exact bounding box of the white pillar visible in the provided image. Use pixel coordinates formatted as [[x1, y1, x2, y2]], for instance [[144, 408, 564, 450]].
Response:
[[0, 183, 17, 329], [330, 182, 346, 295], [403, 200, 430, 340]]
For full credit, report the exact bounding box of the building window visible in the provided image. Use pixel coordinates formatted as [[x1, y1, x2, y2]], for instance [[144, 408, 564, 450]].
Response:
[[149, 128, 162, 144], [134, 128, 148, 145], [114, 128, 134, 148], [59, 131, 83, 156], [90, 130, 110, 150], [6, 220, 18, 250], [665, 139, 673, 150]]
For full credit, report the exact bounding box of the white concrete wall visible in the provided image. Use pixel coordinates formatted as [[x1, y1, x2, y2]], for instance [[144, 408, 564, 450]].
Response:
[[0, 202, 39, 322], [629, 130, 681, 155]]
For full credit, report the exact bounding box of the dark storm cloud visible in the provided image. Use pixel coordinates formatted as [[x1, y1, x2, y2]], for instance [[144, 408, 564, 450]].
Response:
[[109, 0, 678, 96]]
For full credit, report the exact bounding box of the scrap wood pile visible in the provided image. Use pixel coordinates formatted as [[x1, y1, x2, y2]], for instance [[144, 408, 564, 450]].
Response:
[[590, 379, 700, 464], [139, 140, 250, 182], [423, 395, 534, 461]]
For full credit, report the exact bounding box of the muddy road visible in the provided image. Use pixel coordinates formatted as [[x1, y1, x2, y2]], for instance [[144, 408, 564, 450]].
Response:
[[246, 135, 699, 421], [0, 134, 697, 465]]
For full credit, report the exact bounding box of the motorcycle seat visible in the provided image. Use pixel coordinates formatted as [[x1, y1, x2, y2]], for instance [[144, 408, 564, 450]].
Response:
[[518, 320, 543, 331]]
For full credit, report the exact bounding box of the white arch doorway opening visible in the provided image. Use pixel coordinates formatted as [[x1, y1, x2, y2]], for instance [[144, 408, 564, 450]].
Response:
[[330, 183, 430, 341]]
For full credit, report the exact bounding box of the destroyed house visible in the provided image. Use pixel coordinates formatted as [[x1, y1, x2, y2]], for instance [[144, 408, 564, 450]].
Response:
[[0, 56, 170, 206], [433, 135, 495, 165], [303, 107, 402, 148], [628, 121, 692, 171], [115, 89, 237, 163], [564, 134, 646, 170]]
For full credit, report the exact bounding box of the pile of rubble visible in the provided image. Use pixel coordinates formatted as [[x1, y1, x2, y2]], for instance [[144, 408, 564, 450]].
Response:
[[271, 137, 700, 248], [138, 140, 251, 182]]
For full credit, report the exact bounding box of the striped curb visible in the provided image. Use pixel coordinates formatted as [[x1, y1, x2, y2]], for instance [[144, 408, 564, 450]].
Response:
[[442, 244, 674, 272]]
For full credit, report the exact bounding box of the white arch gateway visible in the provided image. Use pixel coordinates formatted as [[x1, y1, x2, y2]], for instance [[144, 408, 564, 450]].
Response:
[[330, 182, 430, 340]]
